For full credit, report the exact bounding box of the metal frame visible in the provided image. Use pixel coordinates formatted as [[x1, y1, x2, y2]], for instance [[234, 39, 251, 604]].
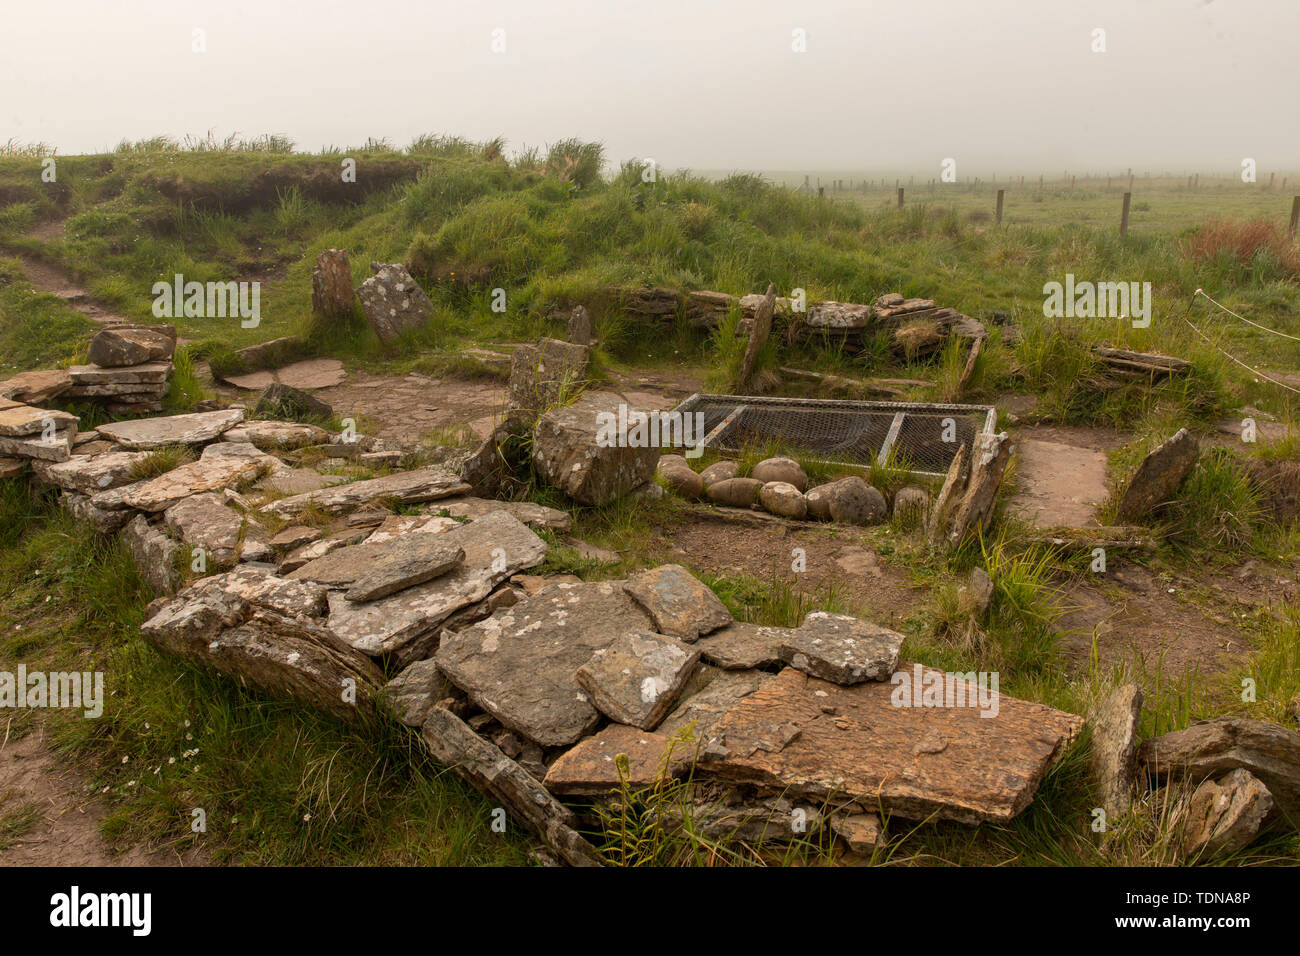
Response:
[[672, 393, 997, 479]]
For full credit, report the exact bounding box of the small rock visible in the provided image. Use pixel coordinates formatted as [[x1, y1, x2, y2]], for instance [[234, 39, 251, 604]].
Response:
[[779, 611, 902, 685], [576, 630, 700, 730], [966, 567, 994, 617], [752, 457, 808, 491], [1182, 769, 1273, 859], [758, 481, 807, 519], [253, 382, 332, 423], [624, 564, 733, 642], [699, 460, 738, 488], [892, 485, 931, 527], [706, 477, 762, 508], [826, 476, 888, 526]]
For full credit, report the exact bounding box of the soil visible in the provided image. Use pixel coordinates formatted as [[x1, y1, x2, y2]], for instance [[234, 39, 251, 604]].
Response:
[[0, 728, 203, 867]]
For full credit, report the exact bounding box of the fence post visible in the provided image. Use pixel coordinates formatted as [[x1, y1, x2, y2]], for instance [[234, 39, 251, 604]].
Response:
[[996, 188, 1005, 225], [897, 187, 904, 209], [1120, 191, 1132, 237], [1290, 196, 1300, 239]]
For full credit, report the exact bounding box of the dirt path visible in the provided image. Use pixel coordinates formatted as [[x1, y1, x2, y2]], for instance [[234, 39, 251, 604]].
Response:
[[5, 219, 132, 327], [0, 727, 202, 867]]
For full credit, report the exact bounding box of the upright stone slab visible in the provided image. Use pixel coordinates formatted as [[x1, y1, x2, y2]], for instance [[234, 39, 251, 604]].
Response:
[[1117, 428, 1200, 522], [311, 248, 355, 320], [504, 337, 590, 426], [436, 581, 656, 747], [357, 262, 433, 343], [531, 391, 660, 506], [1088, 683, 1144, 816]]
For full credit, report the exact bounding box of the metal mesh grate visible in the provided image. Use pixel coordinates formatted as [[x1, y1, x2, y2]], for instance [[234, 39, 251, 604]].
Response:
[[672, 394, 996, 478]]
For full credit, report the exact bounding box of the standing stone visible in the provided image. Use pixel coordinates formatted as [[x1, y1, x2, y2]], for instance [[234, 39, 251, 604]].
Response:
[[576, 630, 700, 730], [623, 564, 733, 642], [504, 338, 590, 426], [1117, 428, 1201, 522], [356, 262, 434, 344], [567, 305, 593, 345], [736, 283, 775, 391], [311, 249, 355, 320], [1182, 769, 1274, 859], [531, 391, 659, 506], [1088, 683, 1144, 816], [123, 515, 181, 595], [779, 611, 902, 685]]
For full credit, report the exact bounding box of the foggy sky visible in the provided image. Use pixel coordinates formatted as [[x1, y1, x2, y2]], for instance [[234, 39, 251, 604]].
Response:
[[4, 0, 1297, 174]]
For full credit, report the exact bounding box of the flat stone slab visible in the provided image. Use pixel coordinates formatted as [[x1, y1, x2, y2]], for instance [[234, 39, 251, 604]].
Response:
[[260, 466, 469, 518], [163, 492, 245, 566], [346, 539, 465, 602], [274, 358, 346, 390], [426, 496, 572, 534], [363, 514, 461, 544], [623, 564, 733, 642], [0, 369, 71, 404], [98, 408, 246, 450], [544, 724, 693, 797], [437, 581, 655, 747], [576, 630, 700, 730], [221, 420, 330, 450], [0, 404, 79, 437], [323, 511, 547, 661], [693, 622, 792, 670], [779, 611, 902, 685], [120, 452, 274, 512], [384, 658, 454, 728], [260, 468, 348, 496], [225, 370, 275, 391], [0, 427, 74, 461], [657, 669, 775, 739], [32, 451, 149, 494], [697, 665, 1083, 824], [68, 362, 171, 385], [1007, 439, 1108, 529]]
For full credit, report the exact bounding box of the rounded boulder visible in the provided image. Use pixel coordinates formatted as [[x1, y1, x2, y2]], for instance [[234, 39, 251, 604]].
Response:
[[759, 481, 808, 519], [660, 465, 704, 499], [751, 456, 808, 491], [827, 477, 888, 526], [707, 477, 763, 508], [700, 460, 739, 488]]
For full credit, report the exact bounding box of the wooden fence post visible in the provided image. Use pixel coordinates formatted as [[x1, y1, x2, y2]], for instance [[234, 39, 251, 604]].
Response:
[[1120, 192, 1132, 237], [897, 187, 904, 209], [995, 189, 1005, 225], [1290, 196, 1300, 239]]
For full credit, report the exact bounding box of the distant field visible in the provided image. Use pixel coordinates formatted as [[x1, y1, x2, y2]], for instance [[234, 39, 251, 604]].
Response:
[[702, 172, 1300, 234]]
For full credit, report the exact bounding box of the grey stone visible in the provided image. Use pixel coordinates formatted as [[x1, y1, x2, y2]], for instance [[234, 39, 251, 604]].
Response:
[[425, 496, 572, 533], [567, 305, 592, 345], [123, 515, 181, 595], [345, 540, 465, 602], [966, 566, 994, 616], [658, 669, 776, 739], [1182, 769, 1274, 859], [311, 248, 355, 320], [531, 391, 659, 506], [699, 460, 738, 488], [0, 404, 78, 438], [68, 362, 171, 385], [120, 448, 276, 512], [97, 408, 246, 450], [752, 457, 808, 491], [221, 420, 330, 450], [623, 564, 732, 642], [87, 326, 174, 367], [357, 263, 434, 344], [693, 622, 793, 670], [253, 382, 332, 423], [759, 481, 807, 519], [805, 483, 834, 520], [436, 581, 655, 747], [706, 477, 762, 508], [779, 611, 902, 685], [1089, 683, 1144, 816], [826, 477, 888, 525], [163, 492, 244, 567], [1117, 428, 1200, 522], [576, 630, 700, 730], [260, 466, 469, 519], [544, 724, 694, 796], [658, 465, 704, 499], [892, 485, 931, 526], [384, 658, 453, 728], [269, 525, 321, 551], [504, 337, 590, 426], [32, 451, 148, 494]]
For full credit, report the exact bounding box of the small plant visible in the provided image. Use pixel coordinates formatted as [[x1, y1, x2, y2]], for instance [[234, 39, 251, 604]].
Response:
[[129, 444, 196, 481]]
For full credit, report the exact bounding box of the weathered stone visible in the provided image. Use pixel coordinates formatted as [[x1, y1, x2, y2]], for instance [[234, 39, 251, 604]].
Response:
[[253, 382, 332, 423], [275, 358, 346, 390], [436, 581, 654, 747], [363, 514, 460, 544], [0, 404, 78, 437], [63, 381, 167, 397], [805, 300, 873, 331], [699, 460, 738, 488], [658, 463, 704, 499], [345, 540, 465, 602], [269, 526, 320, 552], [324, 512, 547, 663], [163, 492, 244, 567], [140, 566, 378, 720], [805, 483, 834, 520], [120, 450, 274, 512], [311, 248, 355, 320], [698, 665, 1083, 824], [532, 391, 659, 506], [752, 457, 808, 491], [826, 476, 888, 525], [32, 451, 148, 494], [944, 432, 1011, 545], [260, 467, 469, 519], [780, 611, 902, 685], [425, 495, 571, 533], [693, 622, 792, 670], [87, 326, 174, 367], [384, 658, 453, 728], [687, 788, 825, 844], [1182, 769, 1274, 859], [758, 481, 807, 519], [966, 566, 994, 616], [1117, 428, 1201, 522], [0, 369, 71, 404], [278, 528, 369, 573], [892, 485, 931, 527], [67, 362, 171, 385], [221, 420, 330, 450], [122, 515, 181, 595], [1088, 683, 1144, 817], [98, 408, 246, 450], [623, 564, 732, 642], [576, 630, 700, 730], [927, 443, 970, 544], [831, 811, 882, 854], [420, 706, 603, 867], [0, 457, 26, 478], [62, 492, 131, 533], [736, 283, 775, 390], [658, 669, 775, 739], [261, 467, 347, 496], [706, 477, 762, 508], [566, 305, 592, 346], [1140, 717, 1300, 822], [544, 724, 693, 797], [357, 262, 434, 344]]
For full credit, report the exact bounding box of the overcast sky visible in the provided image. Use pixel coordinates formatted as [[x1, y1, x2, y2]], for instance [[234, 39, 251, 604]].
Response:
[[4, 0, 1296, 174]]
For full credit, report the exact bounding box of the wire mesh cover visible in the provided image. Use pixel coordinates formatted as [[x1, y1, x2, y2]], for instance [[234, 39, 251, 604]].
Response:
[[673, 394, 996, 477]]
